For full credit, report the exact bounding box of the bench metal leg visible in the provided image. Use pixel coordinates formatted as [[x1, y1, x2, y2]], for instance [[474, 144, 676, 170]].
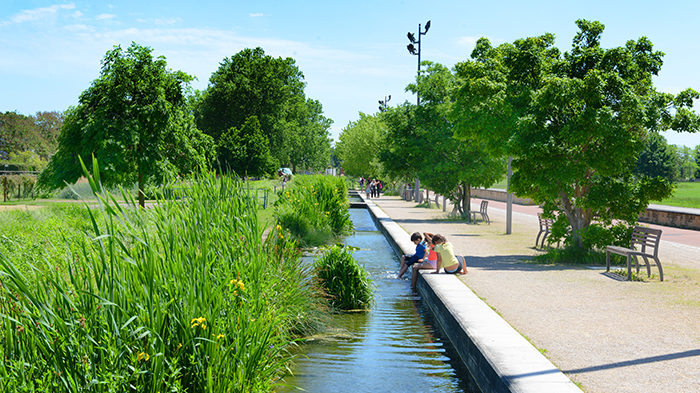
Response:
[[627, 255, 632, 281], [655, 257, 664, 281], [541, 230, 550, 248]]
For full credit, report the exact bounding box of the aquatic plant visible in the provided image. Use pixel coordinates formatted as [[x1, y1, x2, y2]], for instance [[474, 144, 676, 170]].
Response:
[[314, 245, 373, 311]]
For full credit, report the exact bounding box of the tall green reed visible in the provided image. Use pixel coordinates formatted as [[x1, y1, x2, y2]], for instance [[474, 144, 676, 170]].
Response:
[[0, 157, 323, 392], [274, 175, 353, 246], [314, 245, 373, 311]]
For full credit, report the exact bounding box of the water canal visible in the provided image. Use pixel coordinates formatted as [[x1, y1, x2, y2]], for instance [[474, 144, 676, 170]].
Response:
[[278, 208, 481, 393]]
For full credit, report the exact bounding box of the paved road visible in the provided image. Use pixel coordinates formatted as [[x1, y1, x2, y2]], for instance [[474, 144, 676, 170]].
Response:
[[369, 194, 700, 393]]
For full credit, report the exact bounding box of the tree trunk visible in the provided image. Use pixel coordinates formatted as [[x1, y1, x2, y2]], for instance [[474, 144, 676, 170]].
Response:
[[558, 190, 591, 249], [462, 182, 471, 221]]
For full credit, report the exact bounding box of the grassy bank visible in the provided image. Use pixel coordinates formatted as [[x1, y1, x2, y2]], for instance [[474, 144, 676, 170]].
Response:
[[0, 169, 326, 392]]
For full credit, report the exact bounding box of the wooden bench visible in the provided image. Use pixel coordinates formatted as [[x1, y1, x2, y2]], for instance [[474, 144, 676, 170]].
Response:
[[536, 213, 553, 248], [470, 200, 490, 224], [606, 226, 663, 281]]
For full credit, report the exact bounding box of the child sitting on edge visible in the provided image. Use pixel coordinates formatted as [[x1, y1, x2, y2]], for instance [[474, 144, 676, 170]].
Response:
[[397, 232, 426, 279], [410, 232, 439, 289]]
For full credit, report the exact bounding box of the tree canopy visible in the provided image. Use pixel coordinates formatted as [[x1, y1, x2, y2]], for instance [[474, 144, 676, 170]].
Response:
[[195, 47, 317, 170], [335, 112, 386, 179], [383, 62, 504, 217], [452, 20, 700, 248], [0, 111, 63, 161], [216, 116, 276, 178], [38, 42, 214, 206]]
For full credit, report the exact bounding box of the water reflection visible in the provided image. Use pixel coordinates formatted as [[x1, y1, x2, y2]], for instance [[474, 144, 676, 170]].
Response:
[[278, 209, 480, 393]]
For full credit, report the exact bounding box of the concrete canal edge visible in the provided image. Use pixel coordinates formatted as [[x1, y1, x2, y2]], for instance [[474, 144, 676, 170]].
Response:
[[358, 194, 583, 393]]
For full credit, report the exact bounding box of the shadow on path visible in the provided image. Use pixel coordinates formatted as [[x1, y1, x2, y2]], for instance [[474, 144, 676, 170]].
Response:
[[562, 349, 700, 374]]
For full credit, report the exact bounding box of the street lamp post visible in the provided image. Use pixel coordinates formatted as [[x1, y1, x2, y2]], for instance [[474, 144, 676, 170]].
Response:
[[406, 20, 430, 105], [378, 95, 391, 112]]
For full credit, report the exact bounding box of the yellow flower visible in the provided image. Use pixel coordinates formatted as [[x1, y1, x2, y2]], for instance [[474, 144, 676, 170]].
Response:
[[278, 233, 284, 239], [191, 317, 206, 328], [217, 334, 225, 340], [177, 343, 182, 350], [233, 290, 238, 296], [276, 224, 282, 231], [237, 281, 245, 291], [136, 352, 150, 362]]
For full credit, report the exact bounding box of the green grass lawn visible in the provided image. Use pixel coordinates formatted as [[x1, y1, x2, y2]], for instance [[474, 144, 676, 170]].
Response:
[[660, 181, 700, 209], [483, 178, 700, 209]]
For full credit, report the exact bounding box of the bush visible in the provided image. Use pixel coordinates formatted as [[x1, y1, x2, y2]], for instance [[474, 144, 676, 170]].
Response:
[[314, 245, 373, 311], [274, 175, 353, 246]]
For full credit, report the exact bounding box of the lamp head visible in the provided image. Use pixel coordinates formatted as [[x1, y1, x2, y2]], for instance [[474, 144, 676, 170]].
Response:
[[424, 20, 431, 33], [407, 44, 417, 55], [407, 32, 416, 43]]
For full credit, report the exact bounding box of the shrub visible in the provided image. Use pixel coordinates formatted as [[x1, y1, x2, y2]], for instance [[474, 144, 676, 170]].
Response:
[[314, 245, 373, 311], [274, 175, 353, 246]]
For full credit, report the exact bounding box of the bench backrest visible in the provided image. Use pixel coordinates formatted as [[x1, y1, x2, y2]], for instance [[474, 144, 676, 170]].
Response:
[[630, 226, 662, 256], [538, 213, 553, 229], [480, 200, 488, 214]]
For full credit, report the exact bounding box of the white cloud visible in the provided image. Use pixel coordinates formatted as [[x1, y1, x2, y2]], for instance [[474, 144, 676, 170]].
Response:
[[8, 3, 75, 24], [96, 14, 117, 20], [457, 36, 479, 46], [154, 17, 182, 25], [249, 13, 264, 17]]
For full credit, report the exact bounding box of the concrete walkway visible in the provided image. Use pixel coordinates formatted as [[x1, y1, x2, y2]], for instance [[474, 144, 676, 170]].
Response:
[[368, 194, 700, 393]]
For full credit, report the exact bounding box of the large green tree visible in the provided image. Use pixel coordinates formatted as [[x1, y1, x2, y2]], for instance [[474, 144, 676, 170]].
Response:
[[195, 47, 306, 167], [335, 112, 385, 179], [634, 133, 675, 182], [284, 98, 333, 173], [452, 20, 700, 248], [384, 62, 505, 217], [38, 42, 214, 207]]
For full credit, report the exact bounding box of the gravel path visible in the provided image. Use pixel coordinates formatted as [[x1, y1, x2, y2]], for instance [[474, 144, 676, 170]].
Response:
[[370, 195, 700, 393]]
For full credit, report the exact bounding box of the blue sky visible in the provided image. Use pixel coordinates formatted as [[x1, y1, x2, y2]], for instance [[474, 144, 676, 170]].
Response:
[[2, 0, 700, 147]]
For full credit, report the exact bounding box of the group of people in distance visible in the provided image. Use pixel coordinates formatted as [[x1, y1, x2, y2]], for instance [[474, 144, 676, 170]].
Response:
[[359, 177, 382, 198], [397, 232, 468, 289]]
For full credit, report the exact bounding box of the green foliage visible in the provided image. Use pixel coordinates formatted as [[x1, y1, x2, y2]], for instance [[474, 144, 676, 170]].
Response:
[[274, 175, 353, 247], [634, 133, 675, 182], [451, 20, 699, 249], [217, 116, 277, 177], [0, 111, 63, 161], [8, 151, 47, 172], [314, 245, 373, 311], [335, 112, 386, 179], [0, 160, 324, 392], [534, 246, 607, 265], [401, 62, 506, 217], [37, 42, 214, 207], [283, 98, 333, 172], [1, 174, 38, 200], [196, 47, 307, 167]]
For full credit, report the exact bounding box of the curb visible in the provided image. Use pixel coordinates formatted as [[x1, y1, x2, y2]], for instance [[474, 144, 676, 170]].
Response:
[[359, 194, 583, 393]]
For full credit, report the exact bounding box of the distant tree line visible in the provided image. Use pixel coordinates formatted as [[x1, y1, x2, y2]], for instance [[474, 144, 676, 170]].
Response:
[[0, 111, 63, 170]]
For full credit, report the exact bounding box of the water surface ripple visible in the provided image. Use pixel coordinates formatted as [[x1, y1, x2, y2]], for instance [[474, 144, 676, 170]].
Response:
[[278, 209, 480, 393]]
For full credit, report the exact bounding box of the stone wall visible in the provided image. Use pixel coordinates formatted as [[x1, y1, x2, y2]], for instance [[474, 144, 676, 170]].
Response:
[[639, 207, 700, 230]]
